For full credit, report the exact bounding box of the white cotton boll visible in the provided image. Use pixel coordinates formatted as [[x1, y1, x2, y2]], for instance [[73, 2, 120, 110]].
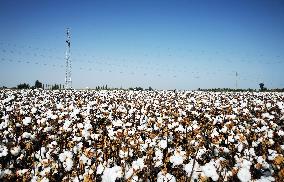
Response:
[[267, 130, 274, 138], [113, 119, 123, 127], [10, 146, 21, 156], [30, 176, 38, 182], [211, 128, 219, 138], [237, 143, 243, 152], [41, 177, 50, 182], [0, 120, 8, 129], [31, 107, 37, 114], [84, 121, 92, 130], [125, 122, 132, 127], [23, 117, 31, 126], [201, 161, 219, 181], [170, 152, 185, 166], [17, 169, 29, 176], [119, 150, 127, 158], [79, 154, 89, 165], [255, 176, 275, 182], [22, 132, 31, 139], [228, 135, 235, 143], [132, 157, 145, 170], [196, 148, 206, 159], [101, 166, 122, 182], [51, 114, 58, 120], [154, 149, 163, 160], [43, 126, 53, 132], [262, 113, 271, 119], [125, 168, 134, 179], [89, 169, 94, 174], [266, 103, 272, 108], [221, 126, 228, 133], [158, 140, 167, 149], [82, 129, 90, 140], [63, 120, 72, 131], [184, 159, 200, 179], [77, 123, 84, 129], [277, 130, 284, 136], [175, 125, 186, 133], [237, 167, 251, 182], [191, 123, 199, 131], [59, 153, 67, 162], [107, 128, 115, 139], [91, 133, 100, 140], [0, 145, 8, 157], [56, 103, 63, 110], [64, 158, 74, 171], [97, 163, 104, 174], [73, 176, 80, 182], [221, 147, 230, 153], [268, 149, 278, 161], [157, 172, 176, 182], [269, 139, 274, 145], [155, 160, 163, 167], [249, 148, 256, 157]]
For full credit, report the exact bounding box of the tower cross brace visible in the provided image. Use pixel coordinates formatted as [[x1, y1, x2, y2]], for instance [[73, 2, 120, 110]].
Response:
[[65, 28, 72, 89]]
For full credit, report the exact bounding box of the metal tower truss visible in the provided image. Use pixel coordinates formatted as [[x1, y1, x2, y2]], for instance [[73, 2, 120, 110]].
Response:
[[65, 28, 72, 89]]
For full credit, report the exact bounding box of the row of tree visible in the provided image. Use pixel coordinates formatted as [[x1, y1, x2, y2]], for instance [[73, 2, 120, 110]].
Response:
[[2, 81, 283, 92], [93, 85, 154, 91], [16, 80, 63, 90], [197, 83, 284, 92]]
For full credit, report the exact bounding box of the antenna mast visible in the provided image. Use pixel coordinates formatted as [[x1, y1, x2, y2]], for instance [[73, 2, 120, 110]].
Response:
[[65, 28, 72, 89], [235, 71, 238, 89]]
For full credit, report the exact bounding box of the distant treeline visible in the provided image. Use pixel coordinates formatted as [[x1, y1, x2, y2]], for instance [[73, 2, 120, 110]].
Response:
[[92, 85, 154, 91], [0, 80, 64, 90], [197, 88, 284, 92], [1, 81, 283, 92]]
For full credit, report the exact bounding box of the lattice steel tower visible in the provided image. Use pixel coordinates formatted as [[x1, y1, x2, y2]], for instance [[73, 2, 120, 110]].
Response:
[[65, 28, 72, 89]]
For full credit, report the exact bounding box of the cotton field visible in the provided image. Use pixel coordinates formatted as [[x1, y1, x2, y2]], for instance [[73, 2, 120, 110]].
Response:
[[0, 89, 284, 182]]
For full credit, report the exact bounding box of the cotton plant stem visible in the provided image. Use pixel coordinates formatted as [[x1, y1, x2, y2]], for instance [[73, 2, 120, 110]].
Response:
[[189, 148, 199, 181]]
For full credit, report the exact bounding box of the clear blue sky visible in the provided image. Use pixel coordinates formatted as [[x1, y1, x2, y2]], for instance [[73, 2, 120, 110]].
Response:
[[0, 0, 283, 89]]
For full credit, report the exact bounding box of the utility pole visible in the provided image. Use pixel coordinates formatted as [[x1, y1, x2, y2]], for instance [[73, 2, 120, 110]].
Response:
[[235, 72, 238, 89]]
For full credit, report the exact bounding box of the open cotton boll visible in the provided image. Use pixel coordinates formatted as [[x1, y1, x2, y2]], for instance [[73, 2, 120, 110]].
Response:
[[63, 120, 72, 131], [97, 163, 105, 175], [158, 139, 167, 149], [64, 157, 74, 171], [184, 159, 200, 180], [157, 171, 176, 182], [10, 146, 21, 156], [79, 154, 91, 165], [22, 132, 32, 139], [31, 107, 37, 114], [0, 145, 8, 157], [170, 151, 185, 166], [101, 165, 122, 182], [132, 157, 145, 170], [237, 159, 252, 182], [112, 119, 123, 127], [267, 149, 278, 161], [237, 167, 251, 182], [125, 168, 134, 179], [201, 161, 219, 181], [255, 176, 275, 182], [0, 120, 8, 129], [77, 123, 84, 129], [277, 130, 284, 136], [23, 117, 31, 126]]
